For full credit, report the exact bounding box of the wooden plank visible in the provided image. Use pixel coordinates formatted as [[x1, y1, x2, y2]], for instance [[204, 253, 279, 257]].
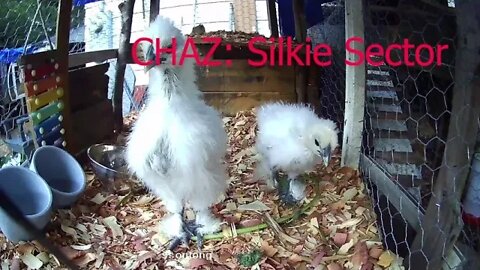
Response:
[[367, 103, 403, 113], [27, 87, 64, 112], [375, 158, 422, 179], [367, 69, 390, 76], [71, 100, 114, 154], [149, 0, 160, 22], [69, 50, 117, 68], [367, 90, 398, 100], [409, 1, 480, 269], [368, 86, 401, 92], [266, 0, 279, 37], [373, 150, 425, 166], [196, 62, 295, 93], [204, 92, 296, 116], [55, 0, 75, 154], [371, 119, 407, 132], [341, 0, 366, 169], [360, 154, 422, 230], [69, 63, 109, 112], [196, 61, 295, 79], [114, 0, 136, 134], [374, 138, 413, 153], [18, 50, 56, 66], [367, 79, 394, 87], [292, 0, 307, 103], [367, 111, 408, 121]]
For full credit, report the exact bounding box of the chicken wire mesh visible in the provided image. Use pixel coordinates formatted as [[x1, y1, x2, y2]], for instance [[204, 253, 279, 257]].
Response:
[[310, 0, 480, 269], [359, 0, 480, 269], [0, 0, 65, 159]]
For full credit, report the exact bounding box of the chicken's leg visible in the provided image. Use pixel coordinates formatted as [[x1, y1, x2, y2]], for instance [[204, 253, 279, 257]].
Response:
[[279, 173, 306, 205], [159, 197, 193, 251]]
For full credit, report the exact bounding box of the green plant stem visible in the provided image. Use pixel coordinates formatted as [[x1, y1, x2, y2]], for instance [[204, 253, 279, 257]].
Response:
[[191, 193, 321, 242]]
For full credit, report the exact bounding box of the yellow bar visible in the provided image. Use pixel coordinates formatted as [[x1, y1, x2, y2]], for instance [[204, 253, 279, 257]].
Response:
[[27, 87, 64, 112]]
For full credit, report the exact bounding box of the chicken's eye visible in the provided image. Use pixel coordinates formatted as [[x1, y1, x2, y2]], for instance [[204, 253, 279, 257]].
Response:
[[314, 139, 320, 146]]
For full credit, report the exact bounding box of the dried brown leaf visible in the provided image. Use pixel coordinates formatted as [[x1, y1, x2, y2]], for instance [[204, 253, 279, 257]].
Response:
[[351, 241, 369, 268], [72, 253, 96, 267], [377, 251, 395, 268], [327, 262, 343, 270], [311, 251, 326, 267], [189, 258, 211, 269], [368, 246, 383, 259], [261, 241, 278, 257], [239, 218, 262, 227], [333, 233, 348, 246]]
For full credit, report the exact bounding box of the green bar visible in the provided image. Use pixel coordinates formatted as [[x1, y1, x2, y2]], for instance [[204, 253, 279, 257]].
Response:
[[30, 100, 64, 126]]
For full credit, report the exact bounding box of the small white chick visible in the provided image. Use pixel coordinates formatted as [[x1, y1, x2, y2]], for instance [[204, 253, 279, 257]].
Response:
[[254, 102, 339, 204]]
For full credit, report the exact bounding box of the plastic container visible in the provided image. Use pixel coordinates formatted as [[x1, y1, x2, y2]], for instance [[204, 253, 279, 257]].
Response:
[[29, 145, 86, 209], [0, 166, 53, 243]]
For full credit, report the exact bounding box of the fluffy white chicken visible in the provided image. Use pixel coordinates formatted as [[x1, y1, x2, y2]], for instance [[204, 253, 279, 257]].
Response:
[[254, 102, 339, 205], [125, 16, 228, 251]]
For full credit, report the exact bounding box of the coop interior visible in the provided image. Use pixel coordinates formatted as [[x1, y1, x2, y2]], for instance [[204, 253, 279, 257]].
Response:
[[0, 0, 479, 270]]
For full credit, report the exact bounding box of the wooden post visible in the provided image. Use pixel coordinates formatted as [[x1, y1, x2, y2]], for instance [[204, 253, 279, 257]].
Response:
[[149, 0, 160, 22], [113, 0, 136, 135], [292, 0, 307, 103], [56, 0, 75, 154], [409, 1, 480, 269], [266, 0, 279, 38], [341, 0, 366, 169]]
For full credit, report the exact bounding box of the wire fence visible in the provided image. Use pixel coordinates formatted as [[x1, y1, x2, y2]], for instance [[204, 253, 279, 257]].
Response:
[[310, 0, 480, 269], [358, 0, 480, 269]]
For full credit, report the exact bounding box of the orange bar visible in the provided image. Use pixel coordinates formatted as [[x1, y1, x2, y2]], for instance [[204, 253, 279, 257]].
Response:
[[24, 75, 61, 97]]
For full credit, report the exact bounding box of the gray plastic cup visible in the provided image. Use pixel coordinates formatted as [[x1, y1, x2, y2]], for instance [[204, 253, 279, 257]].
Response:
[[0, 166, 53, 243], [30, 145, 86, 209]]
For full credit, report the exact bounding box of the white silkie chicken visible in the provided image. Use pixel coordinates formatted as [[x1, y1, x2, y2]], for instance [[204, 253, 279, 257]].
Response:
[[125, 16, 228, 251], [254, 102, 339, 205]]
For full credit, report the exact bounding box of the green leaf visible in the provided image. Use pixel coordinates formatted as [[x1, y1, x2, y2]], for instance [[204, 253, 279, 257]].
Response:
[[236, 248, 263, 267]]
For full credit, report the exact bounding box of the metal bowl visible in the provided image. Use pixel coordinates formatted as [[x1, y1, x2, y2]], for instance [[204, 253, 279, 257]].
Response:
[[86, 144, 130, 185]]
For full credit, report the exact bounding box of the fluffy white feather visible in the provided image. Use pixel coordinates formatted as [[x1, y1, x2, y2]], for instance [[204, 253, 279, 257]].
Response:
[[125, 16, 227, 242], [254, 101, 339, 202]]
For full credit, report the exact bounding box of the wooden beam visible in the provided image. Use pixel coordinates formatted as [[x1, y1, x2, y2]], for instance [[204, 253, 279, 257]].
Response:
[[341, 0, 366, 169], [292, 0, 307, 103], [149, 0, 160, 22], [56, 0, 75, 154], [113, 0, 136, 135], [266, 0, 278, 38], [409, 1, 480, 269], [69, 49, 117, 68]]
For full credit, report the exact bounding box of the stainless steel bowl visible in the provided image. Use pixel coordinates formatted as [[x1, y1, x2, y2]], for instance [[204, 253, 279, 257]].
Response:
[[86, 144, 130, 186]]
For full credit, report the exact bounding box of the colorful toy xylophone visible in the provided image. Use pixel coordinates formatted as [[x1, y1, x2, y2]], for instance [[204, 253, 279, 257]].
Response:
[[22, 58, 67, 149]]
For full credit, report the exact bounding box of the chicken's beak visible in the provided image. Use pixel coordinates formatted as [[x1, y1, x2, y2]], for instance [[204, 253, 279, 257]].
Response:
[[321, 145, 332, 167], [143, 44, 167, 72]]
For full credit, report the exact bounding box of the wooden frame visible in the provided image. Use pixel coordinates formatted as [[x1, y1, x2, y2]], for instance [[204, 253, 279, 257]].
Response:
[[55, 0, 74, 153], [341, 0, 366, 169]]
